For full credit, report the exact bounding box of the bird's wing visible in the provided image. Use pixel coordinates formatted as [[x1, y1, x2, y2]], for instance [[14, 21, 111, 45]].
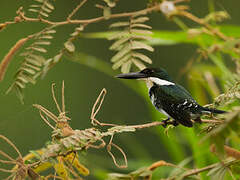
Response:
[[153, 85, 199, 127], [176, 84, 193, 97]]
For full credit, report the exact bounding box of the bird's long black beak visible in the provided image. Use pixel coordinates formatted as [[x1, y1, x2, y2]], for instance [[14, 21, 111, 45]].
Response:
[[116, 72, 147, 79]]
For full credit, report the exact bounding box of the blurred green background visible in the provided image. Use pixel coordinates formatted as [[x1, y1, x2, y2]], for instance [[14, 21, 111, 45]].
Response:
[[0, 0, 240, 179]]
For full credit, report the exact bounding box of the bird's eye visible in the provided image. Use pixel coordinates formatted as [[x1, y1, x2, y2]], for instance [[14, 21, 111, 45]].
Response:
[[141, 68, 154, 74]]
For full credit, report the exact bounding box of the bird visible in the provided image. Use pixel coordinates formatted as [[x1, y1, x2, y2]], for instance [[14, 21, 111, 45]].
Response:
[[116, 67, 226, 127]]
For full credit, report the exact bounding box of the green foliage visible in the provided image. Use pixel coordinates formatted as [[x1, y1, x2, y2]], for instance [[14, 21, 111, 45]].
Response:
[[1, 0, 240, 179], [28, 0, 55, 18], [109, 16, 153, 73], [6, 26, 56, 103]]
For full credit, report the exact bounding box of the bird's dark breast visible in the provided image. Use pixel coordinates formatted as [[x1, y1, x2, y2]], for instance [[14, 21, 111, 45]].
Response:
[[149, 85, 201, 127]]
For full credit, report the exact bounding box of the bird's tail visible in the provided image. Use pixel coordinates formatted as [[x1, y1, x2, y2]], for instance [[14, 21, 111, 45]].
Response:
[[201, 107, 226, 114]]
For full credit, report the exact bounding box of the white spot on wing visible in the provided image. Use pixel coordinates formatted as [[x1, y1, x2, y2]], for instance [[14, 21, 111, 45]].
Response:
[[149, 77, 175, 86], [183, 100, 187, 105]]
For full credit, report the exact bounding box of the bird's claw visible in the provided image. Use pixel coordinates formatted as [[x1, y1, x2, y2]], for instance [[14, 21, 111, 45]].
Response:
[[162, 118, 179, 128]]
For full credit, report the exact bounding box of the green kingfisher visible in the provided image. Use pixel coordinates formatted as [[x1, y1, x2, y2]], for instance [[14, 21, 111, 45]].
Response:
[[116, 67, 226, 127]]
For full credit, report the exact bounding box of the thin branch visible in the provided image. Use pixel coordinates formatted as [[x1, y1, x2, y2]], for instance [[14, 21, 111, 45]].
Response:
[[107, 135, 128, 168], [148, 160, 187, 171], [17, 4, 160, 26], [67, 0, 88, 20], [33, 104, 58, 123], [0, 36, 32, 82], [129, 121, 164, 129], [0, 168, 14, 173], [44, 174, 63, 180], [91, 88, 118, 126], [91, 88, 106, 123], [201, 119, 223, 124], [0, 150, 15, 162], [181, 163, 218, 178], [52, 83, 61, 113], [177, 11, 229, 41], [0, 135, 22, 158], [211, 144, 240, 160], [62, 81, 65, 113], [0, 159, 16, 164], [39, 111, 57, 130], [4, 173, 15, 180]]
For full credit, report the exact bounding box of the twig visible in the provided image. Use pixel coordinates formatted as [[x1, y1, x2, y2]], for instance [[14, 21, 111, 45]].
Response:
[[90, 88, 117, 126], [44, 174, 63, 180], [17, 4, 160, 26], [107, 135, 128, 168], [0, 168, 14, 173], [0, 35, 32, 82], [39, 111, 57, 130], [61, 81, 65, 113], [177, 11, 229, 41], [0, 150, 15, 162], [180, 163, 218, 178], [148, 160, 186, 171], [211, 144, 240, 160], [129, 121, 164, 129], [201, 119, 223, 124], [67, 0, 88, 20], [33, 104, 58, 123], [0, 135, 22, 158], [52, 83, 61, 113]]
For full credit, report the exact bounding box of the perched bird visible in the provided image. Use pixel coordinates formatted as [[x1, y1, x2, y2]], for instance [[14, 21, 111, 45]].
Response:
[[116, 67, 226, 127]]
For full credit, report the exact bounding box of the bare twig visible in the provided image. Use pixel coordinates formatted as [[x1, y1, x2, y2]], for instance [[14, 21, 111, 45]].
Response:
[[211, 144, 240, 160], [62, 80, 65, 113], [0, 135, 41, 179], [201, 119, 223, 124], [34, 82, 73, 137], [67, 0, 88, 20], [148, 160, 187, 171], [44, 174, 63, 180], [0, 168, 14, 173], [0, 150, 15, 162], [0, 135, 22, 159], [33, 104, 58, 123], [17, 4, 160, 26], [177, 11, 229, 41], [52, 83, 61, 114], [107, 135, 128, 168], [0, 36, 32, 82], [181, 163, 218, 178], [39, 110, 57, 130], [129, 121, 164, 129], [90, 88, 117, 126]]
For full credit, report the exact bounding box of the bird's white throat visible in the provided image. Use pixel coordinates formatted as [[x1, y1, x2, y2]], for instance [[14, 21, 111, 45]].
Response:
[[144, 77, 175, 89]]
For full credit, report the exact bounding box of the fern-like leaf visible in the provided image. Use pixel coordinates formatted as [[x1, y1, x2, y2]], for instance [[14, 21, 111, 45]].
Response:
[[28, 0, 55, 18], [41, 25, 84, 79], [7, 26, 56, 103], [109, 15, 153, 73]]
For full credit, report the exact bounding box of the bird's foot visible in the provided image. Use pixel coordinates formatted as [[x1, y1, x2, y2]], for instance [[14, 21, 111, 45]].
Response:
[[194, 117, 202, 124], [162, 118, 179, 128]]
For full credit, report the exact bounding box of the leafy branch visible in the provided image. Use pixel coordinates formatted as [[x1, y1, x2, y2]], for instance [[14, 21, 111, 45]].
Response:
[[1, 0, 236, 102], [109, 15, 153, 73], [0, 81, 227, 179]]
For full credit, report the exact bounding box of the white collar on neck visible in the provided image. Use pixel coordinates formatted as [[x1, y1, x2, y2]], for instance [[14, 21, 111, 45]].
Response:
[[149, 77, 175, 86]]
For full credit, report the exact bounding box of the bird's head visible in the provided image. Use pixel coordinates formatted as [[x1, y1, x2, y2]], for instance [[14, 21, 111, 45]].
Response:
[[116, 67, 174, 87], [116, 67, 175, 87]]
